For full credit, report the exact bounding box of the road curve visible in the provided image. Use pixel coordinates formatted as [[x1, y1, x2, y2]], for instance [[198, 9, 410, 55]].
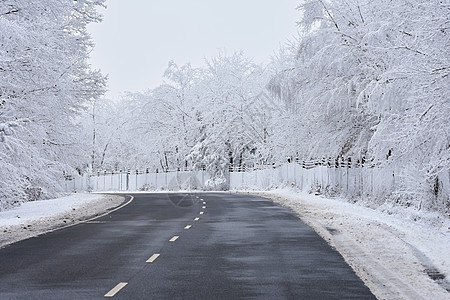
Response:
[[0, 193, 376, 299]]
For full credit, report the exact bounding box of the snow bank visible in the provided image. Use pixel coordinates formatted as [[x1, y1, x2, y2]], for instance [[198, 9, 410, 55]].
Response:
[[0, 193, 125, 248], [254, 189, 450, 300]]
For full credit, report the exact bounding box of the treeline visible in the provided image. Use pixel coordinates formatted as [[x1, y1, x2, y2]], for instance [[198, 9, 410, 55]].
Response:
[[87, 1, 449, 212], [83, 53, 280, 181], [1, 1, 448, 213]]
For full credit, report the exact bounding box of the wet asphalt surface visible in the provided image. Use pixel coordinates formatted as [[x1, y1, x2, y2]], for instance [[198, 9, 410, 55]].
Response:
[[0, 193, 376, 299]]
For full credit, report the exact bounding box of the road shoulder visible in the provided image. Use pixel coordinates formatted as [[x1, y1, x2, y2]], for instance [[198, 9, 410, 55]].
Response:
[[0, 193, 126, 248], [249, 190, 450, 300]]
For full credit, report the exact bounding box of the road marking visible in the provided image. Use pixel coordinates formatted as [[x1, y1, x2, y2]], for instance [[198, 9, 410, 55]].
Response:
[[203, 202, 206, 205], [200, 211, 204, 215], [202, 206, 206, 209], [184, 225, 192, 229], [146, 253, 160, 263], [52, 196, 134, 235], [169, 236, 179, 242], [194, 217, 200, 221], [105, 282, 127, 297]]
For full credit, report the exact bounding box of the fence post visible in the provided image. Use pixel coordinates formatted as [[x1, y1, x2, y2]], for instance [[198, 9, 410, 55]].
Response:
[[313, 160, 316, 187], [360, 157, 364, 196], [339, 157, 344, 193], [119, 169, 122, 191], [346, 158, 351, 193], [136, 169, 139, 191], [202, 169, 204, 190], [300, 160, 304, 191], [371, 159, 374, 194], [327, 157, 331, 191], [392, 170, 395, 191], [165, 171, 168, 190], [294, 158, 297, 187], [286, 160, 289, 183]]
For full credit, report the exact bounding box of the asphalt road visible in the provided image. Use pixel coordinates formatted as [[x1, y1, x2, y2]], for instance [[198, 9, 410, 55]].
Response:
[[0, 193, 376, 299]]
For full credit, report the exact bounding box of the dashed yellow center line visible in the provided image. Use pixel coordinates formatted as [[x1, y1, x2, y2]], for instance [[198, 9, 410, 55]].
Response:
[[146, 253, 160, 263], [184, 225, 192, 229], [194, 217, 200, 221], [169, 236, 179, 242], [104, 282, 127, 297]]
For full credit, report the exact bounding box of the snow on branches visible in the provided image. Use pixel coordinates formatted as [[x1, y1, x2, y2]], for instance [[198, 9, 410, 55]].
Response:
[[268, 0, 450, 212], [0, 0, 106, 209], [69, 1, 449, 213]]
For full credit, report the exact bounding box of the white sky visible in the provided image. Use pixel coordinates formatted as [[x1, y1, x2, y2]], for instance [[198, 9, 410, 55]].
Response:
[[88, 1, 300, 99]]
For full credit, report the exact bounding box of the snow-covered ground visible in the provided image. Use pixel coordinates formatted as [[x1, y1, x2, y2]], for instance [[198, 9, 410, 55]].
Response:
[[254, 189, 450, 300], [0, 193, 125, 248]]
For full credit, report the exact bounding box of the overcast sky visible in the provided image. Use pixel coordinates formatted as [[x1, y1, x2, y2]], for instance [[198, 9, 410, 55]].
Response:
[[88, 1, 300, 99]]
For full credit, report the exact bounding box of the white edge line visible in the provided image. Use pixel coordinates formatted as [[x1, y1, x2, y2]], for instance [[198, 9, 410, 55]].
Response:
[[88, 195, 134, 222], [105, 282, 128, 297], [20, 195, 135, 242], [146, 253, 160, 263]]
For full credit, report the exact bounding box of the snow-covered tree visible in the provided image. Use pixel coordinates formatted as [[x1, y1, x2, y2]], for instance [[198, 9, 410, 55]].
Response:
[[186, 53, 274, 177], [75, 0, 448, 213], [0, 0, 106, 209], [269, 0, 449, 211], [89, 52, 281, 188]]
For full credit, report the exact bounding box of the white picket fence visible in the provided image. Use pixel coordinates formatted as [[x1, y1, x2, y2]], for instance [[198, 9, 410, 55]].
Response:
[[229, 162, 395, 198], [65, 170, 212, 192], [61, 158, 450, 214], [63, 159, 394, 199]]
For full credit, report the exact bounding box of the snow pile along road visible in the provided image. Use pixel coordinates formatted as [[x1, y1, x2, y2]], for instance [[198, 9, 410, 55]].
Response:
[[256, 189, 450, 300], [0, 193, 125, 248]]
